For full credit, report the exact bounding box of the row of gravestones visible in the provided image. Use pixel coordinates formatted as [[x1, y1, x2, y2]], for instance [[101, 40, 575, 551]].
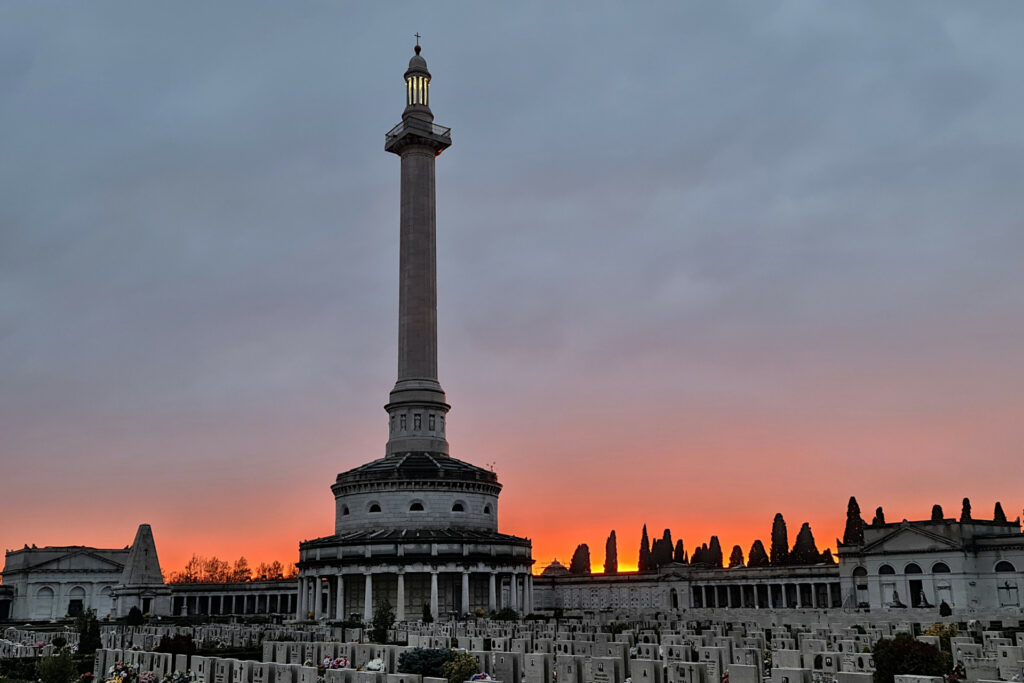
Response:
[[92, 648, 448, 683], [2, 627, 79, 647], [0, 637, 56, 658]]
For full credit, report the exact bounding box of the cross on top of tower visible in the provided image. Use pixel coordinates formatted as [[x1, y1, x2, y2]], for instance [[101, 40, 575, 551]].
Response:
[[414, 33, 421, 54]]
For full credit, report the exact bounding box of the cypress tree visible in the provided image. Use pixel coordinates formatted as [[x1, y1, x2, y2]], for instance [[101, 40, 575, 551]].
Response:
[[604, 530, 618, 574], [994, 502, 1007, 523], [770, 513, 789, 566], [843, 496, 865, 544], [747, 540, 769, 568], [873, 506, 886, 526], [728, 545, 744, 568], [569, 544, 591, 574], [673, 539, 686, 564], [708, 536, 723, 568], [931, 504, 944, 521], [820, 548, 835, 564], [790, 522, 821, 565], [960, 497, 972, 522], [638, 525, 652, 571]]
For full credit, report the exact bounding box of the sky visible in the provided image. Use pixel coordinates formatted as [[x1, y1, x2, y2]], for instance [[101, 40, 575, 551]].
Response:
[[2, 2, 1024, 577]]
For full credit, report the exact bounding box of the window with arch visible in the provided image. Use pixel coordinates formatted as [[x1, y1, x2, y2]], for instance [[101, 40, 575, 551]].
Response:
[[995, 561, 1019, 606], [932, 562, 951, 573], [905, 563, 922, 574], [852, 566, 868, 577], [995, 560, 1015, 572], [879, 564, 895, 575], [451, 502, 464, 512], [341, 505, 350, 516], [368, 503, 381, 513], [409, 502, 424, 512], [483, 504, 492, 514]]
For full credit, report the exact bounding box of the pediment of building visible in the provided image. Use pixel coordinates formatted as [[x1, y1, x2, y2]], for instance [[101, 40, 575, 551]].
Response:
[[861, 525, 961, 554], [29, 550, 125, 573]]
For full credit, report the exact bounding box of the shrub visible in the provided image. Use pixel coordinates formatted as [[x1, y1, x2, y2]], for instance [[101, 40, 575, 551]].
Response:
[[873, 634, 950, 683], [490, 607, 518, 622], [36, 652, 77, 683], [154, 634, 196, 657], [397, 648, 451, 677], [369, 599, 394, 644], [440, 651, 479, 683], [52, 636, 68, 650], [75, 610, 102, 655], [126, 606, 145, 626]]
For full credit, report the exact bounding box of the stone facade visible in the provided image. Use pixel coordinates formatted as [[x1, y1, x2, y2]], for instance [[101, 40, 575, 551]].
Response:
[[1, 544, 127, 620]]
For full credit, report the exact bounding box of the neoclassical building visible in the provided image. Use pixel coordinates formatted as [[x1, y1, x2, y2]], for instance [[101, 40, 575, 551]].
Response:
[[294, 45, 534, 623], [0, 524, 169, 621]]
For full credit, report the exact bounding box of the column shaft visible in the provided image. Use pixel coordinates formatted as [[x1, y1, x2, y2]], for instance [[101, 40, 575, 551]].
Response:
[[430, 571, 439, 620], [396, 574, 405, 622], [363, 574, 373, 623], [488, 573, 497, 611]]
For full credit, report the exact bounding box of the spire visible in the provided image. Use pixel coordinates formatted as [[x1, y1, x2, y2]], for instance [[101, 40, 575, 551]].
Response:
[[119, 524, 164, 586], [404, 43, 432, 120]]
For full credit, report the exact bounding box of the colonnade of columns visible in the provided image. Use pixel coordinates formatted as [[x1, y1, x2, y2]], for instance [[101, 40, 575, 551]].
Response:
[[296, 568, 534, 622], [173, 592, 296, 616], [690, 581, 840, 609]]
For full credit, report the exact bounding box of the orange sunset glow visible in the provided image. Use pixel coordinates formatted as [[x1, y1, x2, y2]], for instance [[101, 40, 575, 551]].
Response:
[[3, 3, 1024, 593]]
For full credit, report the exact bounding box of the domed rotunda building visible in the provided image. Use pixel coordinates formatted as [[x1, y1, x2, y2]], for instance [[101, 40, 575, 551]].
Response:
[[296, 45, 533, 623]]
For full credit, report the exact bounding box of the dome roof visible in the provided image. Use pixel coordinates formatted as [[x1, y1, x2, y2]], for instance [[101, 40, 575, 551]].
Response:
[[541, 559, 570, 577], [406, 45, 429, 77], [335, 452, 498, 487]]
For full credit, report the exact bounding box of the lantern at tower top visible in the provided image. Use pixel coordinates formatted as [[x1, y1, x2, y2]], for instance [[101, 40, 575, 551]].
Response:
[[404, 44, 432, 117]]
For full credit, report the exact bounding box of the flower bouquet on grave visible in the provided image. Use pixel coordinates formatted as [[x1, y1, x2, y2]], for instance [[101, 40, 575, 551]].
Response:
[[469, 675, 494, 681], [106, 661, 138, 683], [361, 658, 383, 672], [320, 657, 350, 671], [164, 671, 196, 683], [140, 672, 157, 683]]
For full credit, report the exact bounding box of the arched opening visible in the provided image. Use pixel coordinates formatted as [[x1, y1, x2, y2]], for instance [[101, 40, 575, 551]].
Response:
[[852, 566, 868, 607], [341, 505, 350, 516], [932, 562, 950, 573], [451, 503, 464, 512], [878, 565, 900, 607], [483, 504, 492, 515], [409, 502, 424, 512], [35, 586, 54, 620], [995, 561, 1019, 606], [931, 562, 953, 608], [669, 588, 679, 609], [904, 563, 925, 606], [368, 503, 381, 513], [67, 586, 86, 617]]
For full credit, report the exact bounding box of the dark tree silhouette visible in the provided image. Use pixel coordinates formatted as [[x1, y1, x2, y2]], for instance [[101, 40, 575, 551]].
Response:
[[873, 506, 886, 525], [673, 539, 686, 564], [728, 545, 744, 568], [604, 531, 618, 574], [770, 513, 789, 566], [652, 537, 674, 567], [843, 496, 865, 544], [747, 540, 770, 568], [707, 536, 723, 568], [638, 525, 652, 571], [790, 522, 821, 565], [993, 502, 1007, 523], [569, 544, 591, 574], [960, 497, 972, 522], [692, 543, 709, 565], [931, 504, 944, 521], [820, 548, 836, 564]]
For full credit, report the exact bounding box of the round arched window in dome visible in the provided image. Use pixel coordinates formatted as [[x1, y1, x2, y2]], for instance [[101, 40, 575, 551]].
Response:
[[452, 503, 464, 512], [368, 503, 381, 513], [410, 502, 424, 512]]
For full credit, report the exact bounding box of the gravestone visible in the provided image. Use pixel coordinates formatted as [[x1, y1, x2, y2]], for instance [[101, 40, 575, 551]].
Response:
[[630, 658, 663, 683], [523, 652, 552, 683], [728, 663, 761, 683]]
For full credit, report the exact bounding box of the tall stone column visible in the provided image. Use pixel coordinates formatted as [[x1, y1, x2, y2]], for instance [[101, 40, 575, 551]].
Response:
[[396, 573, 405, 622], [513, 573, 521, 613], [488, 572, 497, 611], [384, 45, 453, 459], [430, 571, 439, 620], [314, 577, 323, 620], [363, 574, 374, 623], [335, 574, 345, 621], [461, 571, 470, 615]]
